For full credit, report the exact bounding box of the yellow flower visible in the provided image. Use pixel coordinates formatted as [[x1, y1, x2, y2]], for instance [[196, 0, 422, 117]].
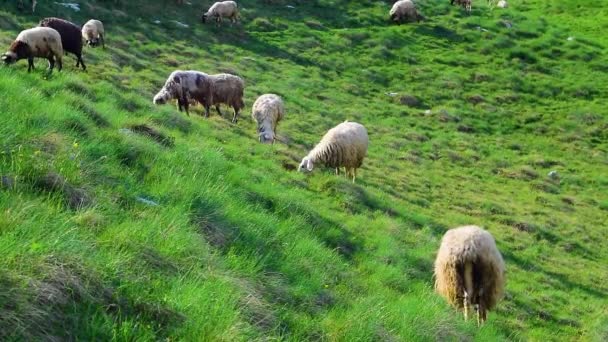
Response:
[[73, 141, 79, 148]]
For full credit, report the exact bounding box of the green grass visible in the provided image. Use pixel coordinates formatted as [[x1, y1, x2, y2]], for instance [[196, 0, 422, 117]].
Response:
[[0, 0, 607, 340]]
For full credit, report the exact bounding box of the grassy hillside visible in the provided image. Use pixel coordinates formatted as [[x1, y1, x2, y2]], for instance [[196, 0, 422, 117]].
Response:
[[0, 0, 607, 340]]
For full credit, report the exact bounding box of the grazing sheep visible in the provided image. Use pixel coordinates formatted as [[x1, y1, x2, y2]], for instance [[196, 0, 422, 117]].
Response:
[[496, 0, 508, 8], [39, 17, 85, 71], [451, 0, 472, 12], [82, 19, 105, 48], [202, 1, 240, 26], [153, 70, 213, 117], [434, 225, 505, 326], [2, 27, 63, 73], [298, 121, 368, 183], [208, 73, 245, 123], [252, 94, 285, 144], [389, 0, 424, 24], [17, 0, 37, 12]]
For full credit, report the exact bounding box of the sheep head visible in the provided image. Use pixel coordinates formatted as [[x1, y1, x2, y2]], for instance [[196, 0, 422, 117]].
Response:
[[1, 52, 17, 65], [298, 157, 314, 172]]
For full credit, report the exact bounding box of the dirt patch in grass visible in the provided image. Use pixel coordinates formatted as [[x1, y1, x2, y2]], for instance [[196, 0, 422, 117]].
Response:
[[34, 172, 93, 210], [128, 124, 175, 147]]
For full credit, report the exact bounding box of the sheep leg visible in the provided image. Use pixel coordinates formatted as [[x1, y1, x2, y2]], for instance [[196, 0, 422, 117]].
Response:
[[181, 95, 190, 116], [352, 168, 357, 183], [47, 56, 55, 72], [27, 57, 34, 72], [215, 105, 222, 116], [463, 262, 474, 321], [101, 35, 105, 49], [231, 108, 239, 123], [56, 56, 62, 72], [77, 55, 86, 71]]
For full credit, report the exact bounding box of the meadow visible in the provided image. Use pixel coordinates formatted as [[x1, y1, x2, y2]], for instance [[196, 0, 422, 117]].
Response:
[[0, 0, 606, 340]]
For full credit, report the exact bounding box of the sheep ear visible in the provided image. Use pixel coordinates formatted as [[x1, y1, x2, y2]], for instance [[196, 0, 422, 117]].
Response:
[[306, 159, 313, 171], [1, 55, 7, 60], [173, 76, 181, 84]]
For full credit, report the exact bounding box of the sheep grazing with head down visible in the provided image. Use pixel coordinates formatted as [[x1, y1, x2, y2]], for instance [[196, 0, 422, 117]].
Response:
[[434, 225, 505, 326], [390, 0, 424, 24], [2, 27, 63, 73], [202, 1, 240, 26], [252, 94, 285, 144], [82, 19, 105, 48], [298, 121, 368, 183], [451, 0, 472, 12], [38, 17, 86, 71], [153, 70, 213, 117], [208, 73, 245, 123]]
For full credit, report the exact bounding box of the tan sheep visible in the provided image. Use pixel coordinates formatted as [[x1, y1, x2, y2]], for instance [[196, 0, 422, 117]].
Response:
[[451, 0, 472, 12], [208, 73, 245, 123], [252, 94, 285, 144], [202, 1, 240, 26], [298, 121, 368, 183], [434, 225, 505, 326], [389, 0, 424, 24], [153, 70, 213, 117], [82, 19, 105, 48], [2, 27, 63, 73]]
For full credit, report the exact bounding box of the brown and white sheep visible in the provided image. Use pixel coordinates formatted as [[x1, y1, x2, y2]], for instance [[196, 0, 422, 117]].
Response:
[[298, 121, 368, 183], [2, 27, 63, 73], [252, 94, 285, 144], [82, 19, 105, 48], [202, 1, 240, 26], [434, 225, 505, 326], [208, 73, 245, 123], [389, 0, 424, 24], [451, 0, 472, 12], [153, 70, 213, 117], [39, 17, 85, 71]]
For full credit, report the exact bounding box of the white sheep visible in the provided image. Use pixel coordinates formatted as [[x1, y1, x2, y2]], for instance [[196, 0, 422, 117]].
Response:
[[298, 121, 368, 183], [251, 94, 285, 144], [434, 225, 506, 326], [496, 0, 508, 8], [82, 19, 105, 48], [202, 1, 240, 26], [153, 70, 213, 117], [2, 27, 63, 73], [389, 0, 424, 24]]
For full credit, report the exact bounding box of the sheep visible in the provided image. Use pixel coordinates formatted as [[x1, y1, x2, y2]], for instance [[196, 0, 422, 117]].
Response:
[[1, 27, 63, 73], [17, 0, 37, 12], [202, 1, 240, 26], [82, 19, 105, 48], [389, 0, 424, 24], [208, 73, 245, 123], [434, 225, 505, 326], [298, 121, 368, 183], [153, 70, 213, 117], [38, 17, 85, 71], [251, 94, 285, 144], [451, 0, 472, 12], [496, 0, 508, 8]]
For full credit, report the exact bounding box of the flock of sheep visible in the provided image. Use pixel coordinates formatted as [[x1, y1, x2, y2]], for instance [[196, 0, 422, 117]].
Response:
[[1, 0, 507, 325]]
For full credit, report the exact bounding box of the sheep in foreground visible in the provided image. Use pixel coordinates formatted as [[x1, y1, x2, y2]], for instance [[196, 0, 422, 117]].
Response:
[[202, 1, 240, 26], [2, 27, 63, 73], [451, 0, 472, 12], [82, 19, 105, 48], [208, 73, 245, 123], [252, 94, 285, 144], [434, 225, 505, 326], [39, 17, 86, 71], [298, 121, 368, 183], [153, 70, 213, 117], [390, 0, 424, 24]]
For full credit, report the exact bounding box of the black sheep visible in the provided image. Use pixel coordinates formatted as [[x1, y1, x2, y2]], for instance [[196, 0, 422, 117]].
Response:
[[38, 17, 86, 71]]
